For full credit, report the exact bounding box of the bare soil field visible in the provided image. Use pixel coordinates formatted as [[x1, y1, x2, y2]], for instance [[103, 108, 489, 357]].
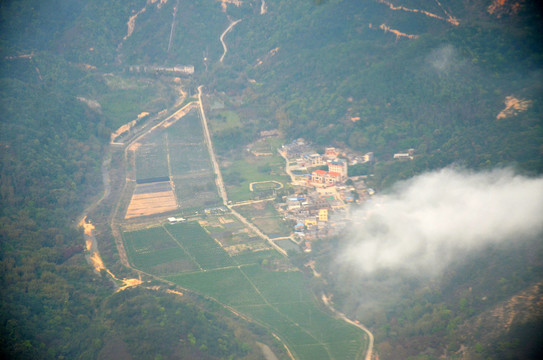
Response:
[[125, 190, 177, 218]]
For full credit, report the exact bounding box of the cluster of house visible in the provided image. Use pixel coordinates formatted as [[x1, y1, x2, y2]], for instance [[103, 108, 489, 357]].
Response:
[[277, 194, 336, 243], [281, 139, 373, 187], [310, 158, 348, 187], [276, 139, 376, 245]]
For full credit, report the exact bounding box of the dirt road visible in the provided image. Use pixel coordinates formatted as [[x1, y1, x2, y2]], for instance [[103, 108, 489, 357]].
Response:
[[219, 19, 242, 63], [322, 293, 374, 360], [197, 86, 289, 256], [197, 86, 228, 205], [198, 85, 228, 206]]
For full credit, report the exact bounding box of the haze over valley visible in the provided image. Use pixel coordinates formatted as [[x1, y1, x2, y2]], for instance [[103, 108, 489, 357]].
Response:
[[1, 1, 542, 359]]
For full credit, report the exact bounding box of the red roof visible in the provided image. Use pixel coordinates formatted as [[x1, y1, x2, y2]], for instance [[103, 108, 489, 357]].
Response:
[[312, 170, 327, 175], [327, 171, 342, 178]]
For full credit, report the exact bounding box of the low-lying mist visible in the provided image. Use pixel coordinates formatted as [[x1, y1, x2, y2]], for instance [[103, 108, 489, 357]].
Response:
[[338, 167, 543, 278]]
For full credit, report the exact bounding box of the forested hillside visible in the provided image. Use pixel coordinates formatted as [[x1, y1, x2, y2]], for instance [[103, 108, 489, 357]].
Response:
[[208, 0, 543, 358], [0, 1, 278, 359], [217, 0, 543, 184], [1, 0, 542, 359]]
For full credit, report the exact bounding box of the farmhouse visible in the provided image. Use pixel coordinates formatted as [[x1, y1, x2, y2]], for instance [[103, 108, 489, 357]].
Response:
[[310, 159, 348, 187], [303, 153, 324, 167], [394, 149, 415, 160], [173, 65, 195, 74], [260, 129, 280, 137], [311, 169, 343, 186], [325, 147, 338, 159], [393, 153, 412, 160], [328, 160, 348, 178], [318, 209, 328, 222], [304, 218, 318, 228]]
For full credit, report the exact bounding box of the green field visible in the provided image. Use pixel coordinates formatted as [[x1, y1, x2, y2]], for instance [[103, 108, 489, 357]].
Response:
[[219, 135, 288, 202], [164, 222, 234, 270], [99, 75, 175, 129], [234, 201, 291, 238], [209, 110, 242, 132], [222, 157, 289, 202], [123, 222, 367, 360], [252, 181, 283, 191], [122, 226, 198, 275]]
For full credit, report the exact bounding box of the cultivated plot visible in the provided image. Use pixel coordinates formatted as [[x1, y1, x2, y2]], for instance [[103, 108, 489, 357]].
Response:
[[166, 109, 222, 210], [174, 173, 221, 211], [234, 201, 291, 238], [125, 107, 222, 218], [125, 181, 177, 219], [200, 215, 271, 255], [135, 131, 169, 181], [122, 226, 197, 275], [122, 221, 367, 360], [221, 138, 289, 202]]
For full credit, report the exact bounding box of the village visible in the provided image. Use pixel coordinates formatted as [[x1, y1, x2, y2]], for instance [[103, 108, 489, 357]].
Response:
[[275, 138, 376, 253]]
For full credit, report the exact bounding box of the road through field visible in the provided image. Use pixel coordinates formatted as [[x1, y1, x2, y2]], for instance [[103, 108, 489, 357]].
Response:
[[197, 86, 228, 205], [197, 86, 290, 257]]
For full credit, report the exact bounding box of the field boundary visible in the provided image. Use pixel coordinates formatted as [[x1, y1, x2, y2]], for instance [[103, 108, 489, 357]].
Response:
[[162, 225, 203, 271]]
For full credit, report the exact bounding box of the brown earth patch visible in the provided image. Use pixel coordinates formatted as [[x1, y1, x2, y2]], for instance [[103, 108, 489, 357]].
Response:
[[128, 141, 142, 152], [112, 119, 137, 143], [496, 96, 532, 119], [488, 0, 524, 18], [219, 0, 242, 12], [125, 190, 178, 218], [161, 102, 197, 128]]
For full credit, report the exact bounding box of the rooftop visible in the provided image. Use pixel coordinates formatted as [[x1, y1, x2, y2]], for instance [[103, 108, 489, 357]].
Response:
[[312, 170, 328, 175]]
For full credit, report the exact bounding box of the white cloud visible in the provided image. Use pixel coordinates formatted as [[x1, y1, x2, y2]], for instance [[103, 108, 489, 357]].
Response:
[[338, 167, 543, 277], [426, 44, 463, 75]]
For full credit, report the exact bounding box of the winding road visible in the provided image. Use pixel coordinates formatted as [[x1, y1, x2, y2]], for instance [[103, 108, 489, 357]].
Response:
[[219, 19, 242, 63], [197, 83, 374, 358], [322, 294, 374, 360]]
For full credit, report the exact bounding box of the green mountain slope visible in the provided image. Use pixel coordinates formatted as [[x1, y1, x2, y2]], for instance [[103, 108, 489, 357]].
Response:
[[1, 0, 542, 359], [0, 1, 280, 359]]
